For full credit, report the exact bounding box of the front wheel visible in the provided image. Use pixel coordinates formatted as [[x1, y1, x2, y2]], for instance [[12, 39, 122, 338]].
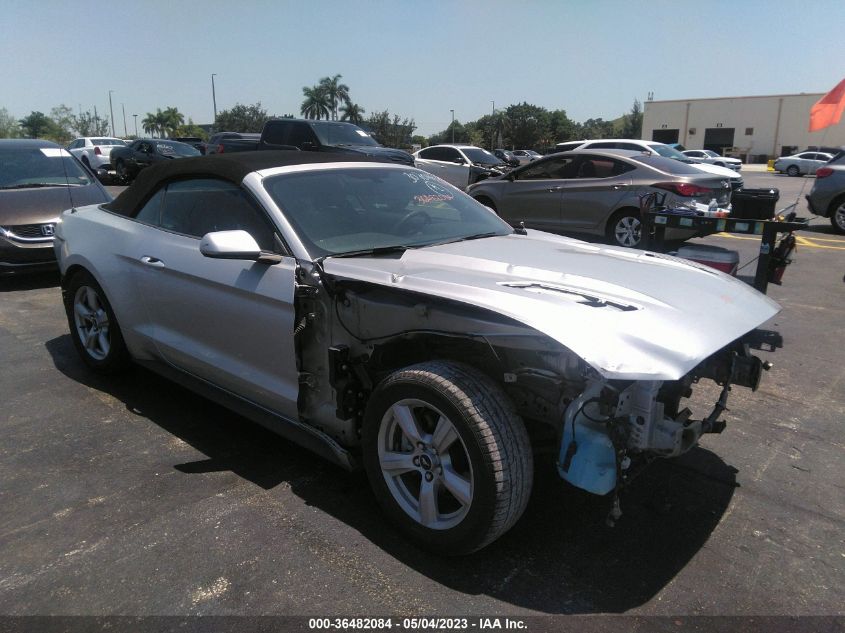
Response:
[[607, 209, 643, 248], [63, 270, 130, 373], [115, 160, 132, 184], [362, 361, 533, 555], [786, 165, 800, 177]]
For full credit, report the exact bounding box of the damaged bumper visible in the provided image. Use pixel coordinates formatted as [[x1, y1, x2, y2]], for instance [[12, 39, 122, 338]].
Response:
[[556, 340, 770, 496]]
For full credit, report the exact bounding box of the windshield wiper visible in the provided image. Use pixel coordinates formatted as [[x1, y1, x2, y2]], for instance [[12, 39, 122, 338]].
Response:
[[0, 183, 81, 190], [324, 245, 412, 260], [428, 231, 504, 247]]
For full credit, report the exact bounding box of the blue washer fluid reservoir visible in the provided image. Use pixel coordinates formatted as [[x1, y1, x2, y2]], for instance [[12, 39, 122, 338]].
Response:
[[557, 417, 617, 495]]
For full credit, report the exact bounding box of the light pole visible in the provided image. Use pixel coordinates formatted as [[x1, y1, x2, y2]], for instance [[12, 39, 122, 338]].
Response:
[[108, 90, 115, 137], [211, 73, 218, 133], [450, 109, 455, 143], [133, 114, 138, 137], [121, 103, 128, 138]]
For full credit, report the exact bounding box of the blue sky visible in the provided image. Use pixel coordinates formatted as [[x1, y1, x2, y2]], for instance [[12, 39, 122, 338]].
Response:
[[2, 0, 843, 136]]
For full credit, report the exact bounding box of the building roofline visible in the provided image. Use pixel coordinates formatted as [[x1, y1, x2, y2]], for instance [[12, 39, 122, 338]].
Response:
[[644, 92, 824, 105]]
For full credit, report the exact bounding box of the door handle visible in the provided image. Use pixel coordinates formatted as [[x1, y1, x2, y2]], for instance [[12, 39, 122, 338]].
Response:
[[611, 184, 628, 190], [140, 256, 165, 268], [548, 186, 564, 192]]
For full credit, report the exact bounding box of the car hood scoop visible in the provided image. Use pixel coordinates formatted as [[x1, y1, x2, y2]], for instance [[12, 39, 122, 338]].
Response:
[[322, 230, 779, 380]]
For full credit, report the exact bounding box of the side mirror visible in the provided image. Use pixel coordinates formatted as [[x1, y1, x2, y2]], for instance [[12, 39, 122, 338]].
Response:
[[453, 157, 466, 164], [300, 141, 316, 151], [200, 230, 262, 261]]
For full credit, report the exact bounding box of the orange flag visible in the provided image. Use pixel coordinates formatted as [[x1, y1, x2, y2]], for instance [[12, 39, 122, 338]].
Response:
[[809, 78, 845, 132]]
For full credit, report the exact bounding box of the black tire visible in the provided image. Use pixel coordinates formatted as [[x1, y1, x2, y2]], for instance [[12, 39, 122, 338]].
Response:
[[830, 196, 845, 234], [362, 361, 532, 555], [115, 159, 132, 184], [63, 270, 130, 373], [473, 196, 497, 212], [786, 165, 800, 177], [606, 208, 643, 248]]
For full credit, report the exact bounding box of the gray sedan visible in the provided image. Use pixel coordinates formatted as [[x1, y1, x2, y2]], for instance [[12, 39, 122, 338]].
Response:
[[466, 149, 732, 248], [774, 151, 834, 176]]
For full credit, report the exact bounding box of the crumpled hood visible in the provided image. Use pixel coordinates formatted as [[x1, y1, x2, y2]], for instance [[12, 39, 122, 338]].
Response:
[[322, 231, 780, 380]]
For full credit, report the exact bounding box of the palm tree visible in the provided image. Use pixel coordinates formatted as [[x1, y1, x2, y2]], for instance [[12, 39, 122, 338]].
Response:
[[340, 102, 365, 125], [300, 85, 331, 120], [492, 110, 509, 148], [162, 106, 184, 137], [318, 74, 350, 121], [141, 112, 158, 137]]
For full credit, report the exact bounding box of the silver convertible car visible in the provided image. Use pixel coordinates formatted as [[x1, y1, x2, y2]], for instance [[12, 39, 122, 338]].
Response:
[[55, 152, 779, 554]]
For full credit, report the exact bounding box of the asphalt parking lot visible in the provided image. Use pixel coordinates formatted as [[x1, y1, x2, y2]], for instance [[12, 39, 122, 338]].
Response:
[[1, 170, 843, 619]]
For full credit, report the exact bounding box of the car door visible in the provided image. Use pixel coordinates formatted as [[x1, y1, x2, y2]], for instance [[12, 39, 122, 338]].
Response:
[[132, 178, 300, 418], [495, 156, 576, 229], [415, 147, 468, 188], [557, 155, 636, 230]]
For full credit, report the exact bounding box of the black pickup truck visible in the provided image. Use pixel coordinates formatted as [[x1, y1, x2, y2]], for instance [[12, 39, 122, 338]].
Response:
[[213, 119, 414, 166]]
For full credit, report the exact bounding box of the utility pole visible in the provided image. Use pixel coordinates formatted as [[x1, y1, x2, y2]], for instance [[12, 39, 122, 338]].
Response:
[[133, 114, 138, 137], [450, 109, 455, 143], [122, 103, 128, 138], [108, 90, 115, 137], [211, 74, 218, 133], [491, 100, 495, 149]]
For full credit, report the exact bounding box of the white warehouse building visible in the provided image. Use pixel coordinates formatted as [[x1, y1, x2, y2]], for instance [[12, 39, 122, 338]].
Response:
[[641, 92, 845, 163]]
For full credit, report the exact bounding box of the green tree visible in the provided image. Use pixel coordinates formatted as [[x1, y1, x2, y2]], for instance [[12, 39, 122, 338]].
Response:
[[18, 111, 54, 139], [621, 99, 643, 139], [547, 109, 577, 144], [176, 119, 208, 141], [577, 117, 615, 139], [365, 110, 416, 148], [141, 112, 158, 137], [0, 108, 21, 138], [215, 102, 270, 132], [74, 110, 110, 137], [49, 104, 76, 144], [504, 102, 549, 149], [300, 85, 331, 120], [318, 74, 351, 121], [340, 102, 366, 125], [161, 106, 185, 137]]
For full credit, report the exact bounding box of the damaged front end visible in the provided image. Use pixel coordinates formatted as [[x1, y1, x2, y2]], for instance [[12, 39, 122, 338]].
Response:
[[555, 339, 771, 504]]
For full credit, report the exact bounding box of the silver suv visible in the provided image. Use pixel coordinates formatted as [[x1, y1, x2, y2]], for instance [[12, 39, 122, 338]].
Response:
[[806, 151, 845, 233]]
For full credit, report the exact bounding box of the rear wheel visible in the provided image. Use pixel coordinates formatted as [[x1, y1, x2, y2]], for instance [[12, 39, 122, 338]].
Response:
[[362, 361, 532, 555], [607, 208, 643, 248], [830, 197, 845, 234], [786, 165, 800, 177], [63, 270, 130, 373]]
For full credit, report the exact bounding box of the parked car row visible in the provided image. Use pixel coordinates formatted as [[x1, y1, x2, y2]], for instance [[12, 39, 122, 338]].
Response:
[[51, 150, 780, 554]]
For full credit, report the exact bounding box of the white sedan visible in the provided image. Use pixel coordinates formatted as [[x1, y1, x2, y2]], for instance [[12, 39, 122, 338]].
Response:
[[773, 151, 834, 176], [66, 137, 126, 172], [682, 149, 742, 171]]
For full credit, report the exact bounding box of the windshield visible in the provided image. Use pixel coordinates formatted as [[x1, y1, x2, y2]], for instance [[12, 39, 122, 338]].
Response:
[[310, 122, 380, 147], [703, 150, 720, 158], [264, 167, 513, 258], [461, 148, 505, 166], [154, 141, 200, 157], [650, 144, 688, 160], [92, 138, 126, 146], [0, 147, 93, 189]]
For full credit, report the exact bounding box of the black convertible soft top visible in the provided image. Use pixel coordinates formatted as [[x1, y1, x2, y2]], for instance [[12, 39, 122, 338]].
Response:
[[106, 150, 385, 217]]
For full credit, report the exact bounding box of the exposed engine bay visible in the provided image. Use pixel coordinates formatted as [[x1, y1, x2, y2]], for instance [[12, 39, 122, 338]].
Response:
[[292, 258, 773, 515]]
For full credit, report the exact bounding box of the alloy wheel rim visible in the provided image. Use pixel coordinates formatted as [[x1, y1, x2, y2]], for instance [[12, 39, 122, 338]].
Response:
[[615, 216, 641, 247], [73, 286, 111, 361], [377, 399, 474, 530], [835, 204, 845, 231]]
